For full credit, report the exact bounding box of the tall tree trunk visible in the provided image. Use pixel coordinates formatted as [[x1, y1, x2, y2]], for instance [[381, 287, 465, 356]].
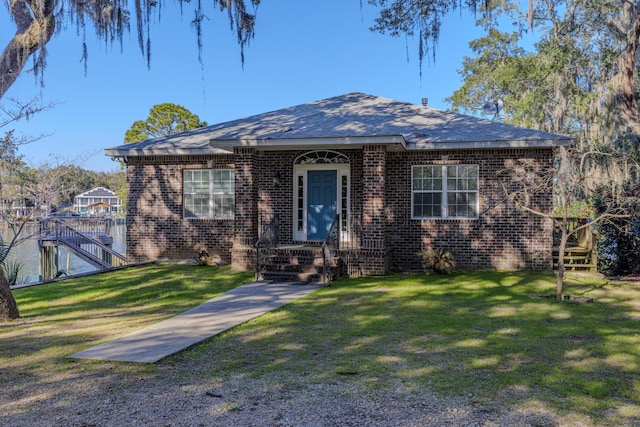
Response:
[[0, 0, 56, 100], [0, 269, 20, 321], [609, 1, 640, 137], [556, 227, 568, 300]]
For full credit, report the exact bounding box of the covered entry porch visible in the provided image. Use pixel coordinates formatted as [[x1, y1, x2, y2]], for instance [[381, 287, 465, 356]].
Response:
[[230, 145, 392, 281], [254, 213, 364, 283]]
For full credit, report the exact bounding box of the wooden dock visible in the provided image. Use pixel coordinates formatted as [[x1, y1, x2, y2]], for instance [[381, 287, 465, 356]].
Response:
[[38, 217, 127, 280]]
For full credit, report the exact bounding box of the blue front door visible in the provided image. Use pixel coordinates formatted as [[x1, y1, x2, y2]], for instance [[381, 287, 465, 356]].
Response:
[[307, 170, 337, 241]]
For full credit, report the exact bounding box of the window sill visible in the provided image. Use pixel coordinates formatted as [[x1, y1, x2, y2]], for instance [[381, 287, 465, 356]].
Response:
[[184, 217, 235, 221], [412, 217, 478, 221]]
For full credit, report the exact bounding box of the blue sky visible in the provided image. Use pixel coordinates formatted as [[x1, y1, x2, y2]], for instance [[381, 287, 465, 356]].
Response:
[[1, 1, 523, 172]]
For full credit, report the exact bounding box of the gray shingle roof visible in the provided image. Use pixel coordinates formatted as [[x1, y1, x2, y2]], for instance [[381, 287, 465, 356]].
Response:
[[104, 92, 571, 157], [76, 187, 116, 198]]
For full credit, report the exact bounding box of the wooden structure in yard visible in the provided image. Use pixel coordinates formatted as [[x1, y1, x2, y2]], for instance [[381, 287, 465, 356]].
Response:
[[553, 218, 598, 272], [38, 217, 127, 280]]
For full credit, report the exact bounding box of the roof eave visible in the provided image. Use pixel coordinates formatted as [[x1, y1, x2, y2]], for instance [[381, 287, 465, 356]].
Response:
[[105, 136, 573, 158], [209, 135, 407, 150], [407, 138, 573, 150], [104, 147, 233, 157]]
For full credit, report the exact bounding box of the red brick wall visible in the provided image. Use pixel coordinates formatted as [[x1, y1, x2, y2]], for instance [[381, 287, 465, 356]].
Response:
[[254, 149, 364, 240], [385, 148, 554, 271], [231, 148, 258, 269], [125, 147, 554, 273], [361, 145, 391, 274], [126, 155, 235, 264]]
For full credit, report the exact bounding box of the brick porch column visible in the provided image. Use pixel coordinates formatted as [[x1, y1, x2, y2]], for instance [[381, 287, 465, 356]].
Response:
[[361, 145, 389, 274], [232, 147, 258, 270]]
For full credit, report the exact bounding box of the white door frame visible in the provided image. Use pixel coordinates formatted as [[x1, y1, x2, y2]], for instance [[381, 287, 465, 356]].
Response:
[[292, 152, 350, 242]]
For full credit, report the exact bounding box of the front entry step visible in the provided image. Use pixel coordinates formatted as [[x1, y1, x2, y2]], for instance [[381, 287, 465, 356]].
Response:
[[257, 247, 344, 283]]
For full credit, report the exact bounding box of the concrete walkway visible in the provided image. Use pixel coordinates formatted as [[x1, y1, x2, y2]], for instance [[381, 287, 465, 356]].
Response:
[[69, 280, 321, 363]]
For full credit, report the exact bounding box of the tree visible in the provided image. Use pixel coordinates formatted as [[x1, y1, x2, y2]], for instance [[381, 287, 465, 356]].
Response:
[[115, 182, 127, 216], [446, 29, 582, 135], [0, 246, 20, 320], [0, 0, 259, 100], [499, 147, 630, 299], [433, 2, 640, 281], [0, 142, 96, 321], [124, 103, 208, 143], [55, 165, 99, 206], [370, 0, 640, 141], [94, 170, 126, 193], [0, 132, 30, 321], [0, 98, 55, 321], [369, 0, 489, 70]]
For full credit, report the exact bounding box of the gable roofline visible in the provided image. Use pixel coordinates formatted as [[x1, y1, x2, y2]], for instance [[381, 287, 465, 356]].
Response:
[[74, 187, 117, 198], [104, 92, 572, 158]]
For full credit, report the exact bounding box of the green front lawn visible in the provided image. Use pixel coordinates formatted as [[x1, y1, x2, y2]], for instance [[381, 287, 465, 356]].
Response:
[[2, 267, 640, 425]]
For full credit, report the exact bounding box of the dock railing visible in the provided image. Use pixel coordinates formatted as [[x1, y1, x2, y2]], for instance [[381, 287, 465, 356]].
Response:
[[39, 217, 113, 238], [38, 217, 127, 279]]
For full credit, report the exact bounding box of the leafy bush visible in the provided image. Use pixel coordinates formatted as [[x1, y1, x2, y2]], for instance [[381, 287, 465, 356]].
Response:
[[1, 259, 31, 286], [593, 186, 640, 276], [418, 248, 456, 274], [552, 200, 595, 218], [596, 217, 640, 276]]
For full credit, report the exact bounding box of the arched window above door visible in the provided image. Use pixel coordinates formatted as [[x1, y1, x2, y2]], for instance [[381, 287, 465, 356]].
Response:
[[294, 151, 349, 165]]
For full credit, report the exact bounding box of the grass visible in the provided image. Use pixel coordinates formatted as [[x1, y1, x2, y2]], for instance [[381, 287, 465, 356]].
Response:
[[1, 264, 253, 370], [2, 266, 640, 425]]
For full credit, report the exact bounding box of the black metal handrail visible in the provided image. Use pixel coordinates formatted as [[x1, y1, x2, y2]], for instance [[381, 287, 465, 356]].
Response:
[[255, 214, 279, 280], [340, 213, 361, 250], [322, 214, 340, 284]]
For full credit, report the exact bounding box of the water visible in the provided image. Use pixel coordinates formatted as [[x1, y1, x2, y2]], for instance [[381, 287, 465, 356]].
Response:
[[2, 223, 126, 284]]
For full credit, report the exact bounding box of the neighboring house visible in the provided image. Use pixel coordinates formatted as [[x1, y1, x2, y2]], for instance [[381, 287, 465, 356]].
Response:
[[105, 92, 571, 276], [1, 196, 36, 219], [74, 187, 122, 216]]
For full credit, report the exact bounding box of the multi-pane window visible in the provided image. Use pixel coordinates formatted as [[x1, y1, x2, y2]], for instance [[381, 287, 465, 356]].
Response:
[[297, 175, 304, 232], [412, 165, 478, 219], [183, 169, 234, 219], [340, 175, 348, 232]]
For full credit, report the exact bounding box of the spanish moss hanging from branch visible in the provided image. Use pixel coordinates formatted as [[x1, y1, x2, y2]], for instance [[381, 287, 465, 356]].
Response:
[[0, 0, 260, 100]]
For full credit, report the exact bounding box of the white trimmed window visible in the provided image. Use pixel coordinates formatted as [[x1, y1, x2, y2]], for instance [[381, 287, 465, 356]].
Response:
[[183, 169, 234, 219], [412, 165, 478, 219]]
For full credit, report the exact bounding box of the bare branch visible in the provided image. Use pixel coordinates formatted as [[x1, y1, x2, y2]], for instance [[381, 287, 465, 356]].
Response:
[[0, 97, 57, 129]]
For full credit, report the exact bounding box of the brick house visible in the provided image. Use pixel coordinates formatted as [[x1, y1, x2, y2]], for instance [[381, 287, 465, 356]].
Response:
[[105, 93, 571, 279]]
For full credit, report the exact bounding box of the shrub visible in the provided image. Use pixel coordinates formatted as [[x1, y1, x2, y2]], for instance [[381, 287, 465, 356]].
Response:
[[418, 248, 456, 274], [1, 259, 31, 286], [194, 250, 210, 266], [552, 200, 595, 218], [593, 186, 640, 276]]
